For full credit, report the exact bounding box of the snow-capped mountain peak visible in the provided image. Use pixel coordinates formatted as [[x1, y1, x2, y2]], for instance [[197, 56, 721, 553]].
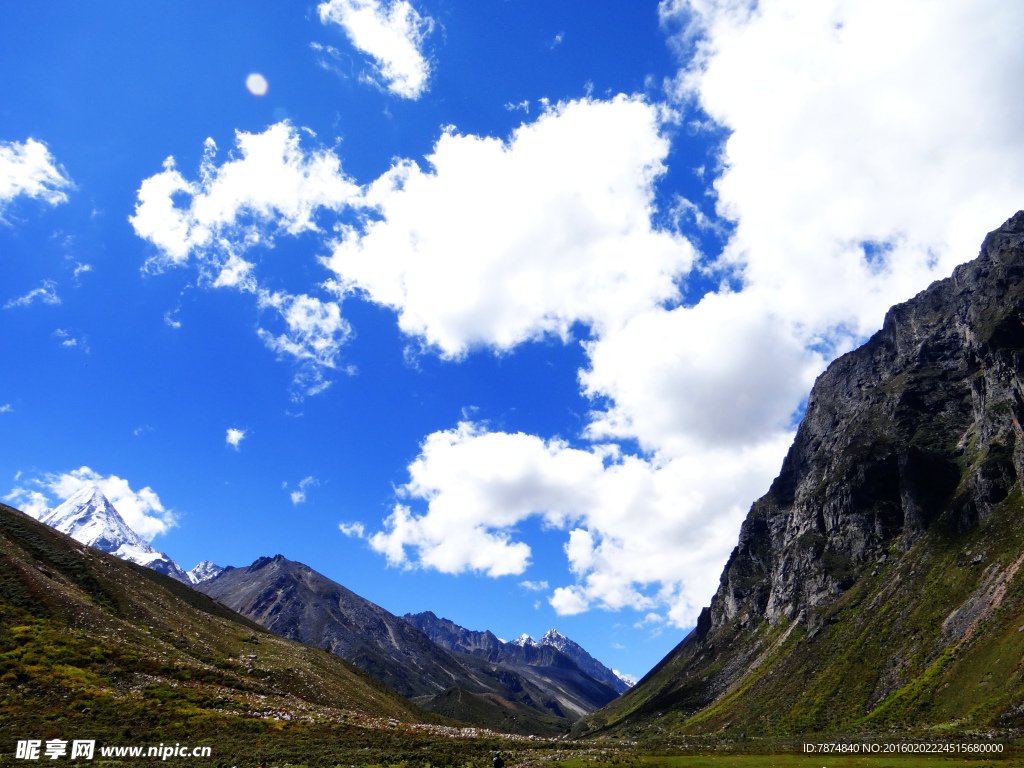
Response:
[[537, 628, 634, 693], [511, 633, 536, 647], [187, 560, 224, 584], [42, 485, 149, 553], [40, 485, 190, 583]]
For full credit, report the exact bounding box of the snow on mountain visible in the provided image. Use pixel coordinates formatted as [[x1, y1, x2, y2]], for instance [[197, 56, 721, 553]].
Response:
[[506, 628, 631, 693], [40, 485, 190, 583], [538, 629, 634, 694], [187, 560, 224, 584]]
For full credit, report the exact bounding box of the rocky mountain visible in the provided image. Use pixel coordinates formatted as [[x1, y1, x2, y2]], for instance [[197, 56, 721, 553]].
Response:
[[37, 485, 190, 583], [404, 611, 622, 716], [576, 211, 1024, 738], [535, 629, 632, 695], [0, 500, 445, 764], [187, 559, 224, 584], [197, 555, 580, 734]]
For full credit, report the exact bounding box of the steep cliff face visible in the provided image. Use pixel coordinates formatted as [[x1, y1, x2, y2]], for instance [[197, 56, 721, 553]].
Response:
[[576, 212, 1024, 738], [712, 211, 1024, 637]]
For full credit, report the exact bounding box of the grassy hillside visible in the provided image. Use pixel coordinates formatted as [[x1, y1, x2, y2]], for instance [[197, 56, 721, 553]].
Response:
[[0, 502, 535, 765]]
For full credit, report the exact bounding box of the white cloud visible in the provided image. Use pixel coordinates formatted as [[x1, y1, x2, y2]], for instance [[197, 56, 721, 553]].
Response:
[[72, 262, 93, 283], [339, 521, 365, 537], [581, 292, 822, 456], [4, 279, 61, 309], [519, 579, 549, 592], [226, 428, 247, 449], [0, 404, 11, 413], [0, 138, 73, 216], [131, 123, 361, 392], [323, 96, 693, 357], [53, 328, 86, 350], [375, 0, 1024, 627], [366, 422, 788, 622], [256, 290, 351, 369], [130, 124, 360, 274], [659, 0, 1024, 340], [318, 0, 434, 99], [21, 466, 176, 540], [290, 475, 319, 505]]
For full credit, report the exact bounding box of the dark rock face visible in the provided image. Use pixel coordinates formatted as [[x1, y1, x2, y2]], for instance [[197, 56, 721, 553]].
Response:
[[709, 211, 1024, 638], [575, 212, 1024, 737]]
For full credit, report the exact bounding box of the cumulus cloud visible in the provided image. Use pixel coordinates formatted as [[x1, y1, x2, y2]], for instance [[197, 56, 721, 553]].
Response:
[[318, 0, 434, 99], [660, 0, 1024, 341], [0, 138, 73, 216], [226, 428, 247, 449], [323, 96, 693, 357], [4, 280, 61, 309], [130, 125, 359, 274], [0, 404, 11, 413], [367, 422, 789, 622], [7, 467, 175, 540]]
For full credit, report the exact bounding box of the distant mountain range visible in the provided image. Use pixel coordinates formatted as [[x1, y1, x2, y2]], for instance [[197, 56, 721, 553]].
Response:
[[197, 555, 621, 734], [404, 611, 632, 695], [27, 486, 626, 734]]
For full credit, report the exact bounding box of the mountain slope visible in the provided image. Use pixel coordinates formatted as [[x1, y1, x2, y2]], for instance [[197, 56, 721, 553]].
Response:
[[198, 555, 574, 735], [575, 211, 1024, 739], [0, 500, 446, 753], [38, 485, 189, 583], [405, 612, 622, 718]]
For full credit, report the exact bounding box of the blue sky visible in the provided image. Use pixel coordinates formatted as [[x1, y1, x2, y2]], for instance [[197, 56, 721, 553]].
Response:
[[2, 0, 1022, 681]]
